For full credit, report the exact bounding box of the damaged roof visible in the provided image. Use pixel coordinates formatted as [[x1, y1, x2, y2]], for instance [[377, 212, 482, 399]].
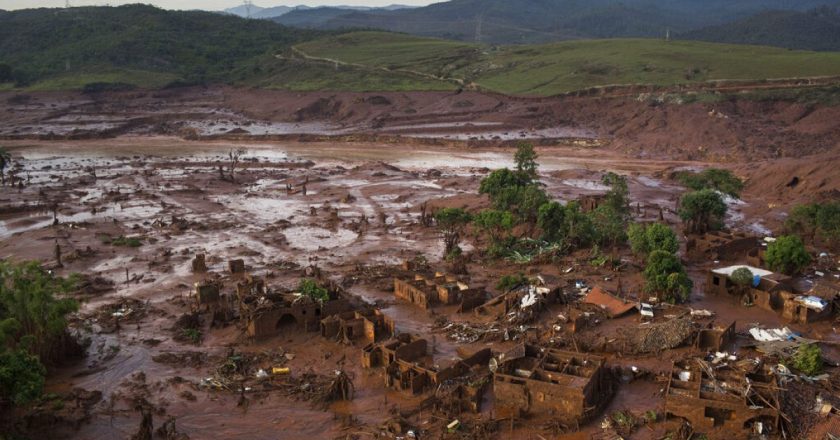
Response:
[[583, 286, 636, 318]]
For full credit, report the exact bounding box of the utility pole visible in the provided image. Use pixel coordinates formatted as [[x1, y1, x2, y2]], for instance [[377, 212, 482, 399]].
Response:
[[665, 28, 671, 42], [474, 14, 484, 43], [244, 0, 253, 18]]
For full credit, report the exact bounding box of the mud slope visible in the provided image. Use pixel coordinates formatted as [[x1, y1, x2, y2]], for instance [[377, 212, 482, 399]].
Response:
[[2, 86, 840, 161]]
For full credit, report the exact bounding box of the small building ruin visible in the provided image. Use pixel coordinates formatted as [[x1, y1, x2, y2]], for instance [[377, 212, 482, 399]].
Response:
[[687, 231, 764, 264], [362, 334, 491, 396], [238, 278, 352, 338], [320, 309, 395, 345], [708, 265, 836, 324], [394, 272, 485, 311], [492, 344, 614, 424], [696, 320, 736, 352], [665, 360, 780, 435]]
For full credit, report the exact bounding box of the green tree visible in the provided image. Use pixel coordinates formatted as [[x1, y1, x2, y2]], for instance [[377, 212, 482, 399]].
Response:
[[0, 64, 12, 83], [591, 204, 627, 247], [730, 267, 755, 300], [785, 203, 821, 241], [765, 235, 811, 275], [678, 189, 727, 234], [513, 142, 538, 180], [0, 260, 78, 408], [791, 343, 823, 376], [730, 267, 754, 289], [496, 273, 528, 292], [628, 222, 679, 256], [434, 208, 472, 258], [537, 201, 566, 243], [785, 202, 840, 249], [676, 168, 744, 198], [564, 201, 597, 249], [0, 147, 11, 186], [815, 202, 840, 247], [0, 261, 78, 362], [601, 172, 630, 217], [298, 278, 329, 302], [643, 250, 693, 303], [0, 348, 46, 406], [473, 209, 515, 257]]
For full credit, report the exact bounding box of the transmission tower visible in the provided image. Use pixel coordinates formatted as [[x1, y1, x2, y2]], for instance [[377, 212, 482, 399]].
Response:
[[244, 0, 254, 18], [65, 0, 71, 8]]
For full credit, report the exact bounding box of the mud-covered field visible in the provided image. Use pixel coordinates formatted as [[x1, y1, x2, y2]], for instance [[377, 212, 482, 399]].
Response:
[[2, 87, 840, 440]]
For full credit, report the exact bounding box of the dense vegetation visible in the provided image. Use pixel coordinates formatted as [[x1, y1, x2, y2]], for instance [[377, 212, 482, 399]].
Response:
[[296, 32, 840, 96], [785, 201, 840, 250], [4, 7, 840, 94], [0, 4, 325, 88], [675, 168, 744, 198], [765, 236, 812, 275], [0, 260, 79, 408], [273, 0, 837, 47], [678, 190, 728, 235], [683, 7, 840, 52]]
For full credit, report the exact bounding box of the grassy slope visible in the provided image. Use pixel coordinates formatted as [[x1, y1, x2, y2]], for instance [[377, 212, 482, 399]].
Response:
[[297, 31, 840, 95]]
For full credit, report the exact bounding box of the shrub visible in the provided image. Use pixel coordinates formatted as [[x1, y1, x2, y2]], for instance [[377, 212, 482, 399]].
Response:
[[643, 250, 693, 303], [730, 267, 754, 288], [496, 273, 527, 292], [676, 168, 744, 198], [628, 222, 679, 256], [298, 279, 329, 302], [765, 235, 811, 275], [678, 189, 727, 234], [791, 343, 822, 376]]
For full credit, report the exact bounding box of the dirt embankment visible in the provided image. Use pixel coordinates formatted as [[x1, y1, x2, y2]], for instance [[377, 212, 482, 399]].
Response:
[[2, 86, 840, 162]]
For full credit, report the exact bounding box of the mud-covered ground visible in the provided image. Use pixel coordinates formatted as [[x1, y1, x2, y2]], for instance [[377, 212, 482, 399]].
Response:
[[3, 85, 840, 162], [2, 135, 839, 439]]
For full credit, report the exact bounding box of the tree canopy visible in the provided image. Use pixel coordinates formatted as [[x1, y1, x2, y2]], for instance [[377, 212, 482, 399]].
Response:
[[628, 222, 679, 256], [676, 168, 744, 198], [643, 250, 693, 303], [765, 235, 811, 275], [434, 208, 472, 258], [678, 189, 727, 234], [0, 260, 79, 408]]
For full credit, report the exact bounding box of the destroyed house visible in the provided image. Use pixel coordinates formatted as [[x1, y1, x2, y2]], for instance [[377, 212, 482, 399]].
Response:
[[475, 276, 563, 319], [687, 231, 763, 264], [320, 309, 394, 345], [665, 361, 780, 435], [242, 285, 352, 338], [363, 335, 492, 395], [696, 321, 736, 352], [708, 265, 836, 324], [578, 194, 607, 213], [394, 272, 484, 310], [194, 281, 222, 310], [706, 265, 794, 312], [493, 345, 614, 424]]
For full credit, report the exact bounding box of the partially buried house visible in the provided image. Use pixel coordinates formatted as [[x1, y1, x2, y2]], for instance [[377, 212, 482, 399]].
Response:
[[320, 309, 394, 345], [707, 264, 836, 324], [492, 344, 614, 425], [361, 334, 492, 396], [394, 271, 485, 311], [665, 360, 780, 436], [239, 277, 352, 338]]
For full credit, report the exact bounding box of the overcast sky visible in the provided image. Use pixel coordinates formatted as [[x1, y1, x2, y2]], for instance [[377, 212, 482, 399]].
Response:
[[0, 0, 438, 11]]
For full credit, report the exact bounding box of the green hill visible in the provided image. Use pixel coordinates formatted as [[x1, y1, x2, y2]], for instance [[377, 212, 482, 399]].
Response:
[[0, 4, 325, 89], [294, 32, 840, 95], [682, 7, 840, 52], [4, 6, 840, 95], [274, 0, 839, 45]]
